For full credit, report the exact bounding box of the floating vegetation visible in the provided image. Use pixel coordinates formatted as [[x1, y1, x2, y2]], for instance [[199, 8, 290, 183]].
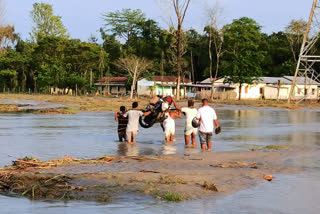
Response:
[[159, 175, 187, 185], [210, 161, 260, 169], [250, 145, 289, 151], [202, 181, 218, 192]]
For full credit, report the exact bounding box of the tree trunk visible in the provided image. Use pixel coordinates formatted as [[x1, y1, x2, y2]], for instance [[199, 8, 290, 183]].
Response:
[[21, 70, 26, 92], [176, 22, 182, 100], [161, 51, 164, 95], [211, 55, 220, 100], [209, 30, 214, 101], [238, 83, 242, 100], [190, 50, 195, 83], [176, 22, 183, 100], [130, 66, 138, 100]]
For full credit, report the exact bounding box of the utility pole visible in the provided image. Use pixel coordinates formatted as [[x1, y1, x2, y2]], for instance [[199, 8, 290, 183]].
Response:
[[288, 0, 320, 103]]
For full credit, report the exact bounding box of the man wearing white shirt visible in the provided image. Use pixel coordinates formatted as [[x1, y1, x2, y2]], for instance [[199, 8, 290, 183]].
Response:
[[196, 99, 220, 151], [172, 98, 198, 147]]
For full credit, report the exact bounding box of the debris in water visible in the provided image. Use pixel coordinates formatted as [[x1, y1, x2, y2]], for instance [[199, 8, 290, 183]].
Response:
[[263, 174, 274, 181]]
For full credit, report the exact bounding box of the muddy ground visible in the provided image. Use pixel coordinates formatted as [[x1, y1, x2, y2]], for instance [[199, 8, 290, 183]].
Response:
[[1, 94, 320, 113], [0, 150, 306, 202]]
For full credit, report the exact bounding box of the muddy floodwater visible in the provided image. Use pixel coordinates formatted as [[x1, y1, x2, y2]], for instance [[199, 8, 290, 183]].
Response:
[[0, 106, 320, 213]]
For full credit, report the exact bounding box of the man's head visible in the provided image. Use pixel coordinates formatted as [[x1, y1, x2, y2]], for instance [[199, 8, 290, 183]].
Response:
[[188, 99, 194, 107], [202, 98, 209, 106], [132, 102, 138, 109], [120, 106, 126, 112]]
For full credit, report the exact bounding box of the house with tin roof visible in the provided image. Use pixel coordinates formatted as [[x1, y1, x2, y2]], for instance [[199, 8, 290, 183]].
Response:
[[198, 76, 320, 100], [95, 77, 127, 96], [137, 76, 193, 97]]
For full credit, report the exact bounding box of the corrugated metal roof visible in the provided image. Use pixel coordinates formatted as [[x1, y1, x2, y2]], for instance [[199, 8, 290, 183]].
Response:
[[153, 76, 192, 83], [199, 77, 223, 84], [283, 76, 320, 85], [257, 77, 292, 84], [98, 77, 128, 83]]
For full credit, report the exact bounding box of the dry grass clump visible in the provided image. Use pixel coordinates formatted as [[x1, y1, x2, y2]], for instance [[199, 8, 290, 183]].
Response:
[[0, 103, 20, 112], [35, 108, 75, 114], [210, 161, 259, 169], [250, 145, 289, 151], [202, 181, 218, 192], [159, 175, 187, 185]]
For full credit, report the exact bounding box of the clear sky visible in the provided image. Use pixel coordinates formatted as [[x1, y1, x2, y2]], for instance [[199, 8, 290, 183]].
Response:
[[5, 0, 314, 41]]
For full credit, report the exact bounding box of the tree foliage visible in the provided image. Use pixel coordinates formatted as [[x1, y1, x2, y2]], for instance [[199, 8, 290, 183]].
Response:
[[30, 3, 69, 41], [285, 19, 307, 61], [102, 8, 146, 42], [0, 5, 308, 97], [222, 17, 265, 99]]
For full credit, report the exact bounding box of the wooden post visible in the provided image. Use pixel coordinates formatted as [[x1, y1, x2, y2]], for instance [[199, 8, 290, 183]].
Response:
[[76, 84, 78, 96]]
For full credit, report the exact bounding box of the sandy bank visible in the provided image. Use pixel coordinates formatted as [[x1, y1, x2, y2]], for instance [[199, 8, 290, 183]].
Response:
[[0, 151, 305, 202], [1, 94, 320, 113]]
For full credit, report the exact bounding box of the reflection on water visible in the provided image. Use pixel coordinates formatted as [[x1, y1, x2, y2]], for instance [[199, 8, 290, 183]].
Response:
[[0, 108, 320, 213], [162, 143, 177, 155], [1, 109, 319, 167]]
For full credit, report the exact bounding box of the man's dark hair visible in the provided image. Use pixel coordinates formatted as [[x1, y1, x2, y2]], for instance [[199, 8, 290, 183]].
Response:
[[188, 99, 194, 107], [132, 102, 138, 108], [202, 98, 208, 104], [120, 106, 126, 112]]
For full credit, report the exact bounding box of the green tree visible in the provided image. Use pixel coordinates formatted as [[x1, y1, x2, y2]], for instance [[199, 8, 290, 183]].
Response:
[[102, 8, 146, 42], [30, 3, 69, 41], [15, 40, 37, 90], [185, 29, 209, 82], [32, 36, 108, 93], [0, 69, 17, 89], [285, 19, 307, 62], [261, 32, 293, 77], [222, 17, 265, 100]]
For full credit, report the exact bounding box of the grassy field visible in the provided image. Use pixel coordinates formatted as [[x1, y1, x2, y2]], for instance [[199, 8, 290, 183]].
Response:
[[0, 93, 319, 113], [212, 99, 320, 109], [0, 94, 149, 112]]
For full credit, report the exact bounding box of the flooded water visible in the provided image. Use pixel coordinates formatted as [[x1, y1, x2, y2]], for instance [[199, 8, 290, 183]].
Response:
[[0, 106, 320, 213]]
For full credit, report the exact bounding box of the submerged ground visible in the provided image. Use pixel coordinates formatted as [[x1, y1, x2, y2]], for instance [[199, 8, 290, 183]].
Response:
[[0, 150, 306, 202], [0, 94, 319, 213]]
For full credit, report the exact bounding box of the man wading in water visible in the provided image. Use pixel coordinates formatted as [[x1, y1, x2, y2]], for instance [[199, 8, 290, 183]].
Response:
[[123, 102, 152, 144], [160, 108, 181, 142], [172, 98, 198, 147], [196, 99, 220, 151], [115, 106, 128, 142]]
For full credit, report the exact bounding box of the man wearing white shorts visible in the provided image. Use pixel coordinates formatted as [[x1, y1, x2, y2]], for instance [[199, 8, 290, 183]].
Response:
[[196, 99, 220, 151], [124, 102, 152, 144], [161, 111, 181, 142], [173, 98, 198, 147]]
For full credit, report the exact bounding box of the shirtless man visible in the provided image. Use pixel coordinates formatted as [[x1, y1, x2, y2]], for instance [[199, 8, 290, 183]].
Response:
[[114, 106, 128, 142], [161, 110, 181, 142]]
